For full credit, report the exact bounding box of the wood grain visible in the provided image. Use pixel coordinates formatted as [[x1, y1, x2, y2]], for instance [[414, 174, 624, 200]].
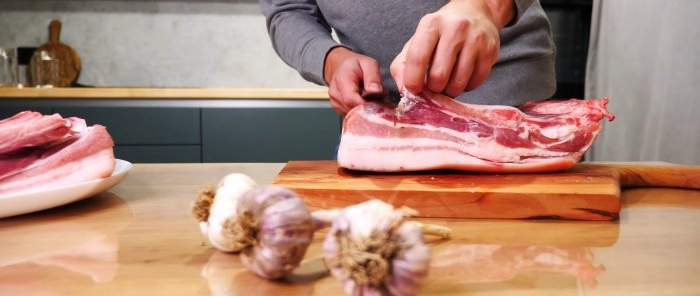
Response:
[[0, 87, 329, 100], [598, 162, 700, 189], [271, 161, 623, 221]]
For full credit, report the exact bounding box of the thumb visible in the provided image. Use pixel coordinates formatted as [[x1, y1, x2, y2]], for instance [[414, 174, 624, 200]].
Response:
[[358, 58, 383, 96]]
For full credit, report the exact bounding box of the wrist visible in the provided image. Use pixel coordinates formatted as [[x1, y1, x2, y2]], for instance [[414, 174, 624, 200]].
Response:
[[479, 0, 516, 29], [323, 46, 352, 85]]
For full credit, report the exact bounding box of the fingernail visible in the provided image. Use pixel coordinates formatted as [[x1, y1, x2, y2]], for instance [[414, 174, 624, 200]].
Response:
[[366, 83, 382, 92]]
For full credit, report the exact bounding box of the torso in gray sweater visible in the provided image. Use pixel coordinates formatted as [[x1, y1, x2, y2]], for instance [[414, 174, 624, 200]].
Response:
[[260, 0, 556, 106]]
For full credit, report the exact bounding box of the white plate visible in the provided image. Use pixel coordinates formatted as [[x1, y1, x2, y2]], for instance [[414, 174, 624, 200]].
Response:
[[0, 159, 133, 219]]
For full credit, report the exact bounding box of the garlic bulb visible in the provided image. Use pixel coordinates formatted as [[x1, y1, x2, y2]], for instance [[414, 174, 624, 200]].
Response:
[[192, 173, 259, 252], [232, 185, 315, 279], [322, 199, 432, 296], [192, 173, 316, 280]]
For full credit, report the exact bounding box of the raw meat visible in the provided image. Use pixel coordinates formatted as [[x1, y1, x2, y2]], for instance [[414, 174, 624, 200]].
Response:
[[0, 111, 87, 180], [0, 111, 116, 196], [0, 111, 81, 154], [337, 91, 614, 173]]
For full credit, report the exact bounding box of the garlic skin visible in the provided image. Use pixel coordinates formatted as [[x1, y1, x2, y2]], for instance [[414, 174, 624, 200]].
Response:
[[230, 185, 315, 279], [323, 199, 431, 296], [195, 173, 259, 252], [310, 208, 341, 230]]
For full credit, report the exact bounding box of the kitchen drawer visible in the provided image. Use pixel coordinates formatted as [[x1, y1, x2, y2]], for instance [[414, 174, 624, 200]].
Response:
[[114, 145, 201, 163], [52, 107, 201, 145], [202, 108, 341, 162]]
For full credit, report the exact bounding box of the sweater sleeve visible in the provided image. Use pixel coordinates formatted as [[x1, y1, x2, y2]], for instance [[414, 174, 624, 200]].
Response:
[[259, 0, 340, 86], [512, 0, 537, 24]]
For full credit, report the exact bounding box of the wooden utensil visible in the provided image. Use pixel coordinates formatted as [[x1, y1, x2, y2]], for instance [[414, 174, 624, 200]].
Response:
[[31, 20, 81, 87], [271, 161, 700, 221]]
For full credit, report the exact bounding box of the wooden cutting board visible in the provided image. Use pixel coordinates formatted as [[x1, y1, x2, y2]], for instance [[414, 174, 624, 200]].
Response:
[[271, 161, 700, 221], [31, 20, 81, 87]]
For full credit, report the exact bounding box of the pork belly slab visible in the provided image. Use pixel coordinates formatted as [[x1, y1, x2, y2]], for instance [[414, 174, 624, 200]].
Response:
[[0, 111, 80, 154], [0, 111, 116, 196], [337, 91, 614, 173]]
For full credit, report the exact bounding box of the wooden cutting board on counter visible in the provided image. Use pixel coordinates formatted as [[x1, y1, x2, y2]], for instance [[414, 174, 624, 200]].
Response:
[[271, 161, 700, 221]]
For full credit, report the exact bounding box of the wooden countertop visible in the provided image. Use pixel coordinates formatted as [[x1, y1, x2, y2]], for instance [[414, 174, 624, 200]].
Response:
[[0, 87, 329, 100], [1, 163, 699, 295]]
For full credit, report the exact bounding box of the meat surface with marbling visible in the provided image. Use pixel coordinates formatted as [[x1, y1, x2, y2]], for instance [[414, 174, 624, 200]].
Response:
[[0, 111, 115, 196], [337, 91, 614, 173]]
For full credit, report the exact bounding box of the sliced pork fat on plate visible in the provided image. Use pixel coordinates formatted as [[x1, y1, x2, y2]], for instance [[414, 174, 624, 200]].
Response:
[[0, 111, 116, 197]]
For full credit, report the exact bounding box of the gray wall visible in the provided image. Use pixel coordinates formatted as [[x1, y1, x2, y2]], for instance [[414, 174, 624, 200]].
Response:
[[0, 0, 322, 88], [586, 0, 700, 165]]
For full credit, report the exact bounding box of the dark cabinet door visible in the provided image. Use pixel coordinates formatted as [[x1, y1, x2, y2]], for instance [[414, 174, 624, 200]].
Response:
[[0, 107, 52, 119], [202, 107, 341, 162], [53, 107, 202, 163]]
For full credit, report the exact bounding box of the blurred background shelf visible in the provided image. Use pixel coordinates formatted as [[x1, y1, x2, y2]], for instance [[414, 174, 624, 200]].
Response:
[[0, 87, 329, 100]]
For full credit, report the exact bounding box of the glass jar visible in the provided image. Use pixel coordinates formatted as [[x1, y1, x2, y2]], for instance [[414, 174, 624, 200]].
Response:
[[30, 50, 61, 88]]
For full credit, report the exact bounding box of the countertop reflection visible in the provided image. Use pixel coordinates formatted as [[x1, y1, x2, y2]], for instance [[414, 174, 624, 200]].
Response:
[[0, 192, 132, 294], [1, 163, 698, 296]]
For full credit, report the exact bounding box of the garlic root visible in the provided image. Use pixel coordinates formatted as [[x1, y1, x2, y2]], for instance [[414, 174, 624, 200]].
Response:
[[192, 186, 216, 222]]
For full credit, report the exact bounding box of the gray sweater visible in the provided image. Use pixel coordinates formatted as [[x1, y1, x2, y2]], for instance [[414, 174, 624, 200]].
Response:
[[260, 0, 556, 106]]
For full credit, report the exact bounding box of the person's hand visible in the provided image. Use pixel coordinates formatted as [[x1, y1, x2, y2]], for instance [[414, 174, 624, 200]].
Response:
[[324, 47, 385, 115], [390, 0, 515, 97]]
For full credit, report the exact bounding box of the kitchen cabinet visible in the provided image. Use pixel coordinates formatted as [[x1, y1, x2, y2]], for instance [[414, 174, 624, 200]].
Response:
[[113, 145, 202, 163], [52, 107, 202, 163], [0, 107, 52, 118], [0, 87, 338, 163], [202, 107, 341, 162]]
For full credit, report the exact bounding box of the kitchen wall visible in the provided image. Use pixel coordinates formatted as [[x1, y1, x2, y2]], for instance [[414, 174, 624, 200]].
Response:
[[0, 0, 321, 88], [586, 0, 700, 165]]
